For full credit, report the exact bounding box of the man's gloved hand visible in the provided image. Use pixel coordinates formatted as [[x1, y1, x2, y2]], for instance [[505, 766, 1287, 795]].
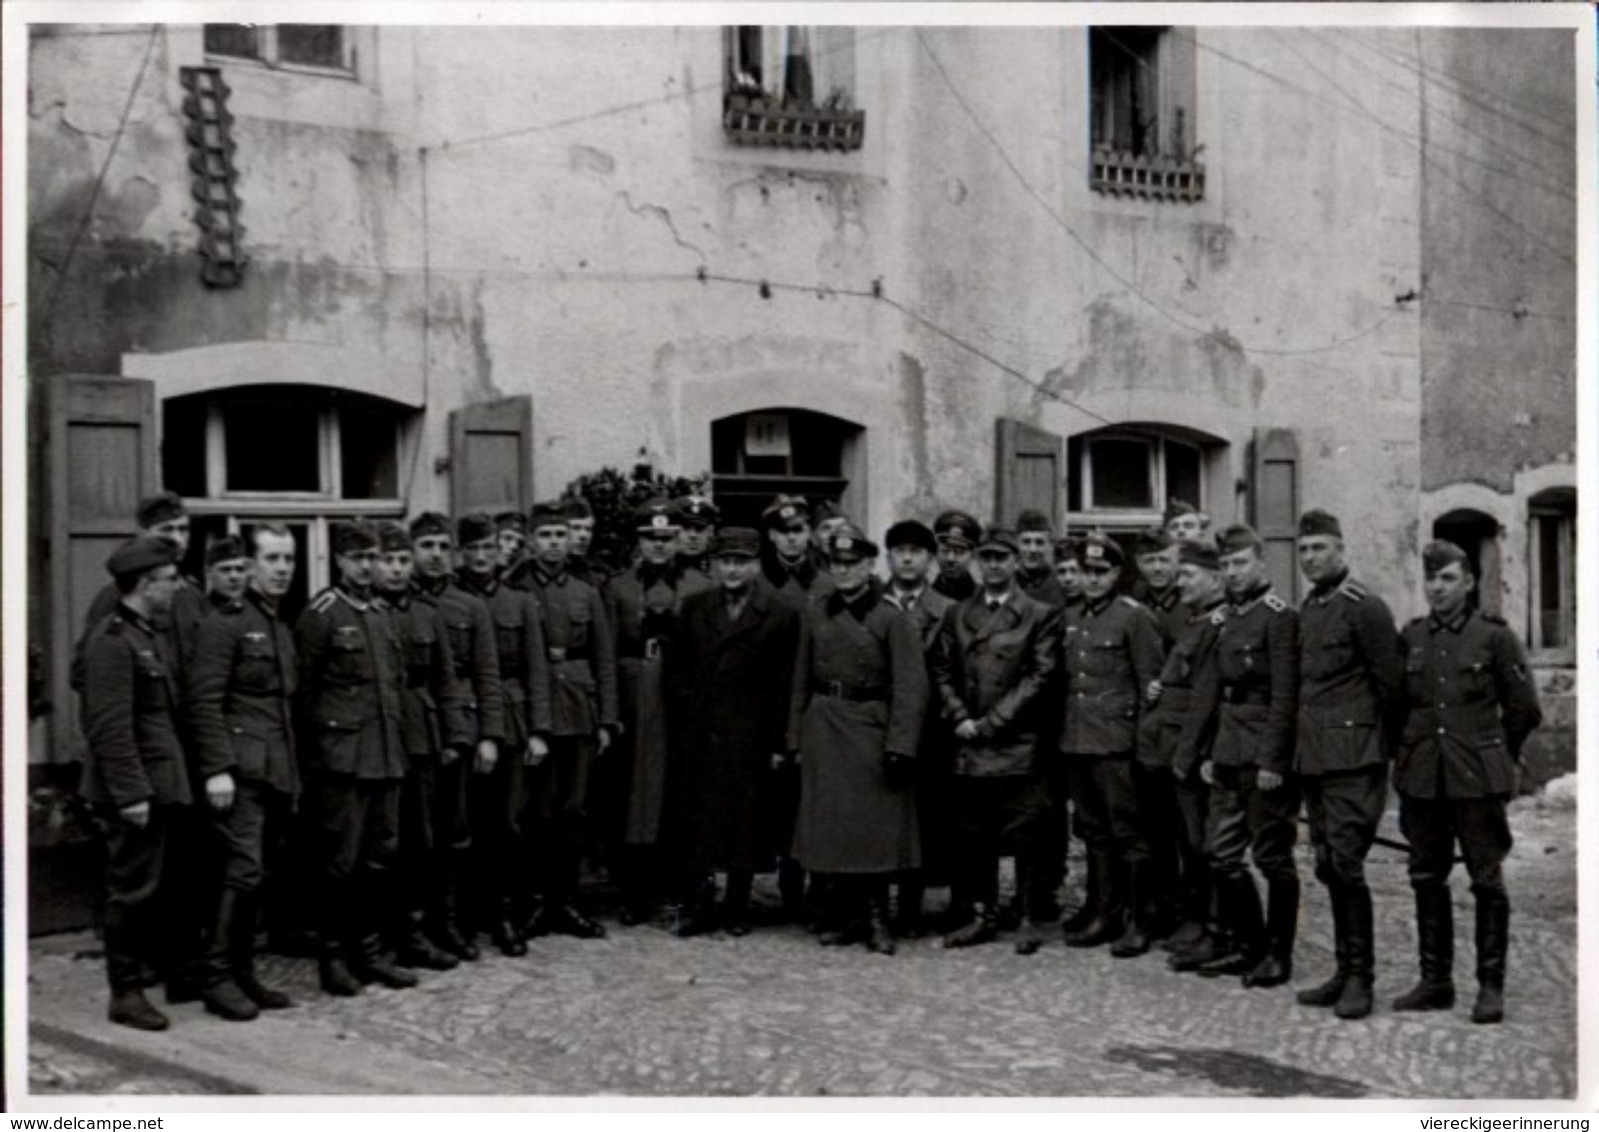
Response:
[[884, 751, 915, 790]]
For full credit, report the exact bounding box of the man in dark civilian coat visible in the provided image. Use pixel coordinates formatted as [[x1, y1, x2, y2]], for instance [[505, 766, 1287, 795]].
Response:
[[185, 524, 301, 1021], [664, 527, 802, 936], [80, 536, 194, 1031], [1292, 508, 1405, 1020], [1391, 540, 1542, 1025], [930, 526, 1061, 952]]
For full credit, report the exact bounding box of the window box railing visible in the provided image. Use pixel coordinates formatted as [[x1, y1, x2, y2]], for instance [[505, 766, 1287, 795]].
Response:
[[723, 92, 865, 152], [1091, 146, 1205, 203]]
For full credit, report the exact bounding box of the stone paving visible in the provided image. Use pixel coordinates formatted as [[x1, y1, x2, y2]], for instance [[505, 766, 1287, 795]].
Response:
[[24, 793, 1578, 1101]]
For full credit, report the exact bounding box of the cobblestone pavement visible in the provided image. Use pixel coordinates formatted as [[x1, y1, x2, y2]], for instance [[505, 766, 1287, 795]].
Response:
[[25, 793, 1577, 1101]]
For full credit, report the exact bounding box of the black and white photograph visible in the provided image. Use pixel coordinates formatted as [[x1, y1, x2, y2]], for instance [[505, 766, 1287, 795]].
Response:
[[6, 0, 1590, 1111]]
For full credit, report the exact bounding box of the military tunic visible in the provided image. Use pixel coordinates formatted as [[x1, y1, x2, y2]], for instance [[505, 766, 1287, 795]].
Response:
[[883, 583, 957, 881], [788, 587, 929, 873], [1297, 571, 1404, 889], [1016, 565, 1066, 609]]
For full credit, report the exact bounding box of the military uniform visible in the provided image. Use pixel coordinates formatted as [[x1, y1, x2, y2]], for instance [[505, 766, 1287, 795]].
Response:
[[81, 602, 194, 1000], [1059, 591, 1165, 949], [1184, 579, 1301, 983], [1016, 564, 1066, 608], [1139, 584, 1188, 649], [1394, 602, 1541, 1019], [1295, 567, 1403, 1011], [186, 585, 299, 1009], [294, 581, 411, 986]]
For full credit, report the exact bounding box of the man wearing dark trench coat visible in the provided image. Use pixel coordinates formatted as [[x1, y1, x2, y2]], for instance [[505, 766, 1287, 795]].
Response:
[[788, 525, 929, 955], [663, 527, 802, 936]]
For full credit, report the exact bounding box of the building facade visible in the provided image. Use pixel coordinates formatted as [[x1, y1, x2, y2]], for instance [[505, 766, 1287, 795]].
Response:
[[27, 23, 1576, 775]]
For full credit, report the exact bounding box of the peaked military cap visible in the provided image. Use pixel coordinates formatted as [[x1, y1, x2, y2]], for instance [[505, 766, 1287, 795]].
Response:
[[331, 520, 380, 555], [672, 494, 720, 528], [409, 512, 452, 540], [827, 523, 878, 561], [977, 526, 1021, 555], [205, 534, 249, 567], [107, 535, 178, 583], [1298, 508, 1344, 539], [136, 491, 187, 529], [713, 527, 761, 558], [1076, 532, 1123, 568], [884, 519, 937, 554], [1217, 523, 1265, 557], [528, 501, 569, 531], [636, 497, 680, 533], [932, 509, 983, 549], [761, 494, 811, 529], [457, 511, 497, 545]]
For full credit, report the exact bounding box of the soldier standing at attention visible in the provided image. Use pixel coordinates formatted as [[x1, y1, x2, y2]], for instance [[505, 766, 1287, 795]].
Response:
[[1391, 540, 1542, 1025], [372, 522, 474, 973], [457, 511, 550, 955], [930, 527, 1060, 952], [1292, 509, 1404, 1020], [1133, 529, 1187, 645], [1059, 534, 1165, 957], [185, 524, 302, 1021], [562, 496, 600, 585], [930, 510, 983, 603], [204, 535, 252, 606], [602, 499, 691, 925], [294, 520, 416, 997], [788, 525, 928, 955], [672, 494, 721, 590], [410, 512, 505, 962], [520, 501, 618, 939], [80, 537, 193, 1031], [880, 519, 957, 938], [1183, 524, 1301, 989]]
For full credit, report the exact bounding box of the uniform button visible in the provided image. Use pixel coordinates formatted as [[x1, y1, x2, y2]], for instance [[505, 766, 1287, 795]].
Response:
[[1437, 727, 1446, 735]]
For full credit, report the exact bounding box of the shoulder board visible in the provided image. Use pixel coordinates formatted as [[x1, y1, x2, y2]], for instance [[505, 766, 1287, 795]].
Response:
[[1208, 608, 1228, 627], [1264, 594, 1288, 613], [309, 590, 339, 615], [1118, 596, 1143, 609], [1337, 581, 1366, 602]]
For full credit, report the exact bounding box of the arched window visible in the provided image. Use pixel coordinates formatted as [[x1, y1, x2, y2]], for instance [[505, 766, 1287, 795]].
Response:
[[1432, 509, 1502, 616], [1063, 424, 1221, 560], [710, 408, 865, 529], [1528, 487, 1576, 661], [161, 384, 417, 619]]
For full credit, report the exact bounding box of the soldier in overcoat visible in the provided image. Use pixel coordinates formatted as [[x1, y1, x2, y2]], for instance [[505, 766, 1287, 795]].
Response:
[[672, 493, 721, 589], [880, 519, 957, 937], [1292, 509, 1405, 1020], [1182, 524, 1302, 990], [1391, 540, 1542, 1025], [373, 523, 474, 972], [930, 526, 1060, 952], [410, 511, 505, 961], [185, 524, 301, 1021], [80, 536, 194, 1031], [458, 511, 553, 952], [294, 520, 417, 997], [518, 501, 618, 939], [1059, 534, 1166, 957], [663, 528, 801, 935], [602, 499, 695, 924], [788, 525, 929, 954]]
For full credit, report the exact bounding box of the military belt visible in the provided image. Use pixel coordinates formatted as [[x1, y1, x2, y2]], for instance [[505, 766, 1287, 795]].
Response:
[[1219, 682, 1272, 707], [619, 638, 664, 661], [812, 679, 888, 703]]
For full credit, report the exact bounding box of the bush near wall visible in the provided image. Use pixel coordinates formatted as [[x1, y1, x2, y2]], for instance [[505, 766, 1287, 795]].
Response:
[[561, 467, 709, 578]]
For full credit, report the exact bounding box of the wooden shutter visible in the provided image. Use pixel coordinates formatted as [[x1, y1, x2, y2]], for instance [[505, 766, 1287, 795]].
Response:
[[449, 396, 533, 518], [1250, 427, 1300, 604], [44, 376, 159, 763], [994, 418, 1064, 530]]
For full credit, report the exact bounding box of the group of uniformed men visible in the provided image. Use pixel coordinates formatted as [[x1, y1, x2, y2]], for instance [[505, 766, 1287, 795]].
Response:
[[77, 484, 1542, 1036]]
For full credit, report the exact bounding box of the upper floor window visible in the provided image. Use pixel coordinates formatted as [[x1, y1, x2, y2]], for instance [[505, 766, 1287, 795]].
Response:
[[723, 27, 864, 152], [1089, 26, 1203, 202], [204, 24, 355, 75], [1528, 487, 1575, 662], [1067, 427, 1206, 525]]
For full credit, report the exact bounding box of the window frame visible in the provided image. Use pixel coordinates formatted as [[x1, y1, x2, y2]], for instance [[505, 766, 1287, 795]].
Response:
[[1528, 501, 1576, 664], [1087, 25, 1204, 202], [1068, 429, 1206, 529], [203, 24, 358, 80], [721, 25, 865, 153]]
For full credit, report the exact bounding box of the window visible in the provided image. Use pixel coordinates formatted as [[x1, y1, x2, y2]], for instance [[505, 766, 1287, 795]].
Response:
[[723, 27, 864, 152], [1528, 488, 1575, 661], [711, 409, 861, 528], [204, 24, 354, 74], [1067, 428, 1208, 526], [1089, 26, 1203, 201], [161, 385, 413, 611]]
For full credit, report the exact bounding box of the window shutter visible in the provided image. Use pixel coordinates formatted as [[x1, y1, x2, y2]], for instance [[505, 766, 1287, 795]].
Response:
[[1250, 427, 1300, 603], [43, 375, 159, 763], [449, 395, 533, 518], [994, 418, 1064, 530]]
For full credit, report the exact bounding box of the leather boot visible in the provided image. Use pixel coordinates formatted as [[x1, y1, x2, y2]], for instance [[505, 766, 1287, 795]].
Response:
[[318, 882, 363, 997], [1060, 851, 1100, 933], [396, 908, 460, 971], [1063, 854, 1122, 948], [432, 854, 480, 961], [1471, 893, 1509, 1024], [894, 878, 926, 939], [1198, 874, 1265, 977], [941, 902, 997, 949], [1168, 927, 1230, 972], [201, 888, 260, 1022], [493, 899, 531, 956], [108, 988, 170, 1032], [232, 892, 292, 1009], [1333, 885, 1375, 1019], [778, 858, 808, 926], [865, 883, 896, 956], [1393, 886, 1456, 1011], [722, 870, 753, 937], [1242, 874, 1298, 988], [1297, 883, 1349, 1007], [1110, 860, 1154, 958], [348, 872, 419, 989]]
